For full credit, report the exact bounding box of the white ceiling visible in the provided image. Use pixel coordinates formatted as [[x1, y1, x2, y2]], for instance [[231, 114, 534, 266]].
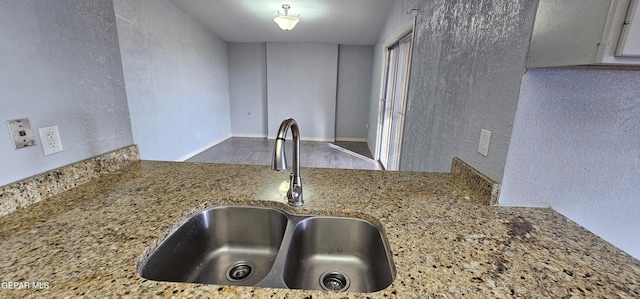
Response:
[[168, 0, 394, 45]]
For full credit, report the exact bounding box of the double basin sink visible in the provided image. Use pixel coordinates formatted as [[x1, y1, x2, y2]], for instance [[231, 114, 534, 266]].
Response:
[[138, 206, 395, 293]]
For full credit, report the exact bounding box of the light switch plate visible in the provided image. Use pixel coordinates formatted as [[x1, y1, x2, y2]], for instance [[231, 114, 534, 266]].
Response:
[[478, 129, 491, 156], [39, 125, 63, 155], [7, 118, 36, 149]]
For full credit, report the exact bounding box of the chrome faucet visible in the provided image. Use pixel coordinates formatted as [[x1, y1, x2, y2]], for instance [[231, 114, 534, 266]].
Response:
[[271, 118, 303, 207]]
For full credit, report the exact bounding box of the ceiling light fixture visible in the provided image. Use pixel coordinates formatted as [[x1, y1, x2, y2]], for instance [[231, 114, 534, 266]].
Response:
[[273, 4, 299, 31]]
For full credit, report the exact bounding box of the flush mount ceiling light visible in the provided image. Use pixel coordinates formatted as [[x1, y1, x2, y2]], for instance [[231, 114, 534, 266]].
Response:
[[273, 4, 299, 31]]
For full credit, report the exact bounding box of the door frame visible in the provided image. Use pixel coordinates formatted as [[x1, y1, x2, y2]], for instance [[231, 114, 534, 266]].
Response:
[[374, 18, 416, 170]]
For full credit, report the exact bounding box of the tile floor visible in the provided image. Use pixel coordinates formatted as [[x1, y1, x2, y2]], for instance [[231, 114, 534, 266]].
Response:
[[187, 137, 383, 171]]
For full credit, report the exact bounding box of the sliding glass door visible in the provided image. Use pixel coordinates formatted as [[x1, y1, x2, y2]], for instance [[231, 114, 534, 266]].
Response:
[[378, 32, 413, 170]]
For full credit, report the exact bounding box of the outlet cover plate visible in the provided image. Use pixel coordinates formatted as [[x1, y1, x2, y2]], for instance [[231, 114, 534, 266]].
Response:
[[7, 118, 36, 149], [478, 129, 491, 156], [39, 125, 63, 155]]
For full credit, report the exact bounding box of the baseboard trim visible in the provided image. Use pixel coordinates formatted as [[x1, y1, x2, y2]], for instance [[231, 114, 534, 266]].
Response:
[[231, 133, 268, 138], [266, 135, 336, 142], [334, 137, 368, 142], [177, 135, 231, 162]]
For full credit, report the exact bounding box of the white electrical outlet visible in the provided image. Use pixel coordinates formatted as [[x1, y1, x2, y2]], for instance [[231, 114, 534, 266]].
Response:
[[38, 125, 63, 155], [478, 129, 491, 157]]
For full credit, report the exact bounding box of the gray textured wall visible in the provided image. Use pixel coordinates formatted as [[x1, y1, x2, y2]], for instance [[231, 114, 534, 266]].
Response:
[[228, 43, 373, 141], [369, 0, 537, 181], [336, 45, 374, 141], [228, 43, 268, 137], [501, 69, 640, 259], [114, 0, 231, 161], [266, 43, 338, 141], [0, 0, 133, 186]]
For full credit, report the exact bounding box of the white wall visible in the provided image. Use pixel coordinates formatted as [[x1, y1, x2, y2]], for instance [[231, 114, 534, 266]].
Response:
[[114, 0, 231, 161], [228, 43, 268, 137], [336, 45, 374, 141], [368, 0, 537, 181], [266, 43, 338, 141], [501, 69, 640, 259], [0, 0, 133, 186]]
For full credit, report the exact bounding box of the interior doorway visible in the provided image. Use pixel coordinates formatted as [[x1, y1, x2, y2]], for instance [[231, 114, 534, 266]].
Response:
[[377, 26, 414, 170]]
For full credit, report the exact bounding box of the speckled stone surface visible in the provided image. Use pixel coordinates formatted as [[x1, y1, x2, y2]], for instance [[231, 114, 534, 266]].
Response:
[[452, 157, 501, 206], [0, 145, 139, 217], [0, 161, 638, 298]]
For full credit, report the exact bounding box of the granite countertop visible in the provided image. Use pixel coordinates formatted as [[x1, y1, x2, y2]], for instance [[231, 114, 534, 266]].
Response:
[[0, 161, 638, 298]]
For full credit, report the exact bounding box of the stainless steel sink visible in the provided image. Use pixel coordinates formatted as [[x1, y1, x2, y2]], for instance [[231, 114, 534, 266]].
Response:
[[283, 217, 395, 292], [138, 206, 289, 286], [138, 206, 395, 293]]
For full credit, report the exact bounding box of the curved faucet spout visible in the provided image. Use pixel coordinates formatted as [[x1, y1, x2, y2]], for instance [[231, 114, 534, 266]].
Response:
[[271, 118, 303, 206]]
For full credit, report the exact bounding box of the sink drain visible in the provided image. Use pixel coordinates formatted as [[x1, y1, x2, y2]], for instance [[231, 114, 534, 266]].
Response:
[[319, 271, 350, 292], [225, 262, 254, 282]]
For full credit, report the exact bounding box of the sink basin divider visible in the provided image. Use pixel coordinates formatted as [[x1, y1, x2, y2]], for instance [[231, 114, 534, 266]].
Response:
[[253, 215, 303, 288]]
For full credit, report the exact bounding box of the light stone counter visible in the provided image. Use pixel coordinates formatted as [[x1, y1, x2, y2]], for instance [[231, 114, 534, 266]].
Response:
[[0, 161, 638, 298]]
